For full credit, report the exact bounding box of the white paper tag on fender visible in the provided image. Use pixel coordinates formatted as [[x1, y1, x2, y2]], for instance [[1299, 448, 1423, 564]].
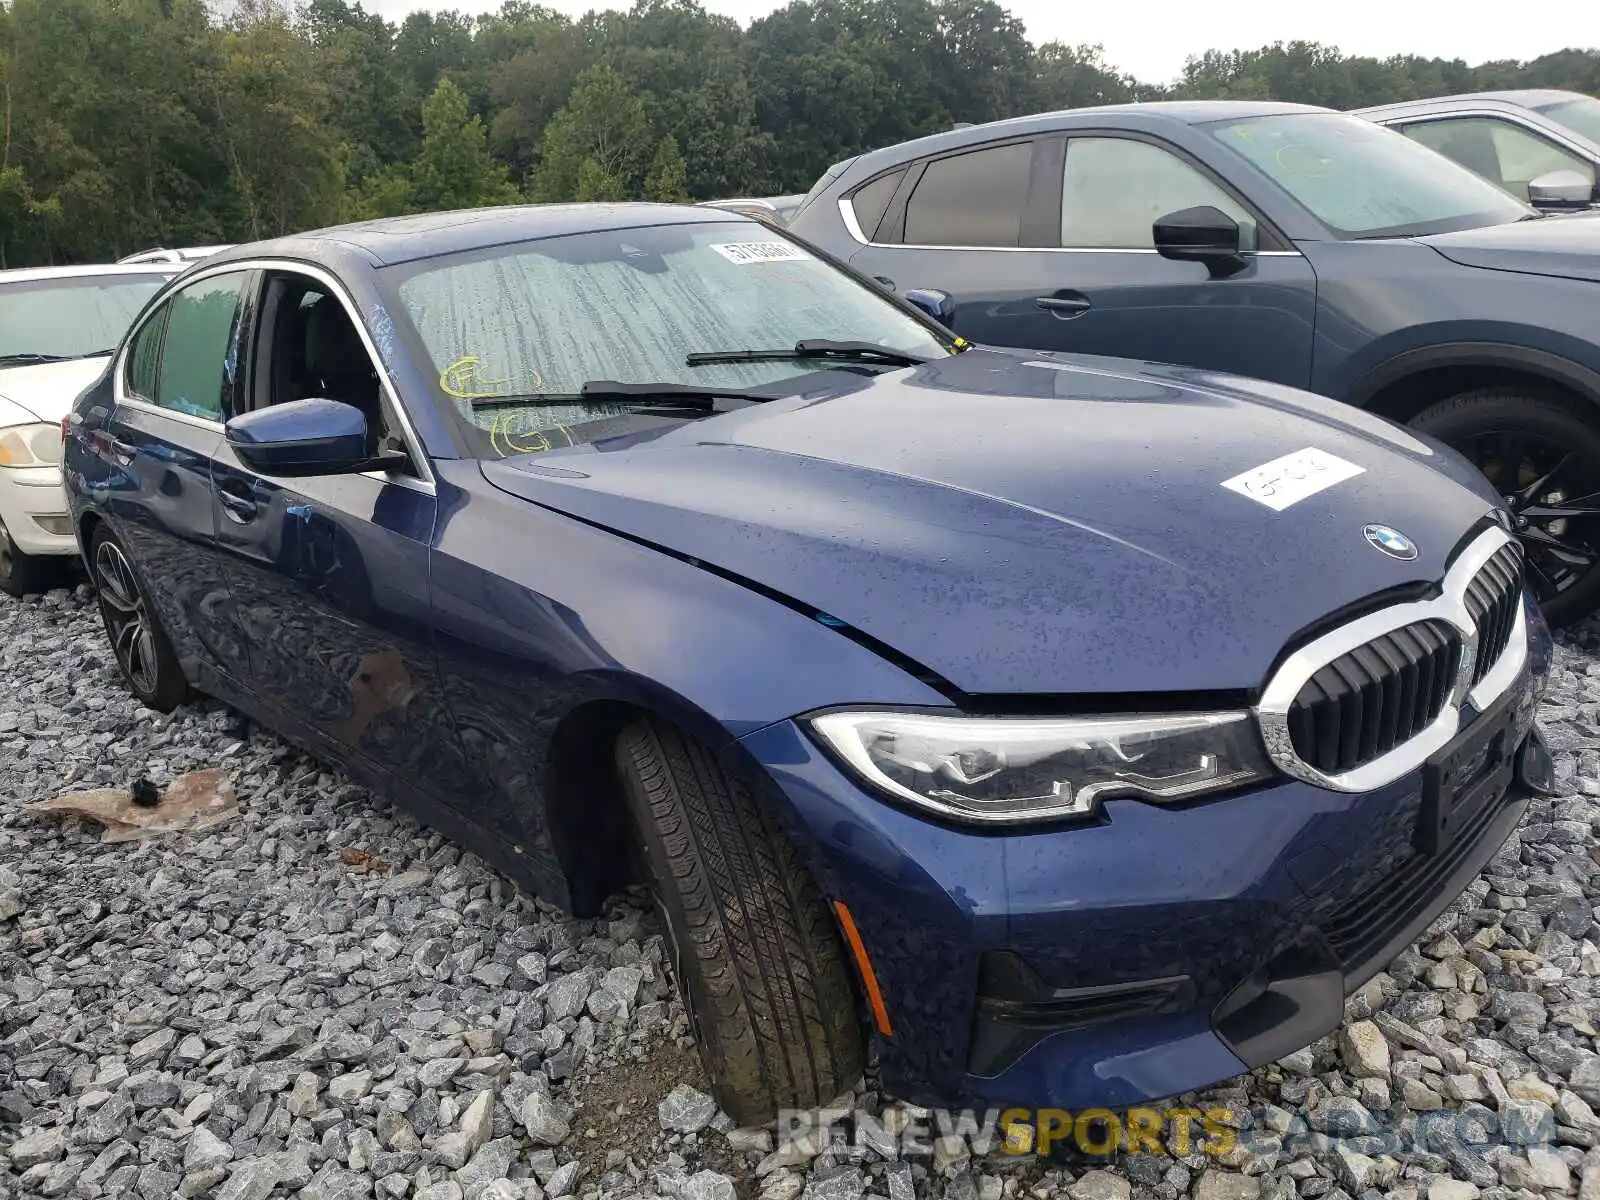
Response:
[[708, 241, 811, 265], [1220, 447, 1365, 511]]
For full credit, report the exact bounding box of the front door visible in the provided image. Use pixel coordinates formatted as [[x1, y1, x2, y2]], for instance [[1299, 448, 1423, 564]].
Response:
[[206, 269, 470, 805], [850, 132, 1320, 388]]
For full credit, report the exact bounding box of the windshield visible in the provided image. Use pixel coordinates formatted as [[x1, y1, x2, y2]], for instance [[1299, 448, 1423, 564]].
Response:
[[0, 272, 169, 360], [1207, 112, 1533, 238], [381, 220, 952, 458], [1535, 97, 1600, 146]]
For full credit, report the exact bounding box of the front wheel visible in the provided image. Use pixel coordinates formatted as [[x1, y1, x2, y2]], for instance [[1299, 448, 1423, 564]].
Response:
[[614, 717, 865, 1126], [0, 518, 62, 597], [1411, 388, 1600, 627], [88, 525, 191, 711]]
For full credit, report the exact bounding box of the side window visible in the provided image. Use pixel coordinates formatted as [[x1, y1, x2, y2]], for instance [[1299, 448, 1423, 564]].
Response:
[[125, 307, 168, 402], [846, 169, 906, 241], [1061, 137, 1258, 251], [152, 274, 248, 421], [1402, 117, 1596, 201], [903, 141, 1033, 247]]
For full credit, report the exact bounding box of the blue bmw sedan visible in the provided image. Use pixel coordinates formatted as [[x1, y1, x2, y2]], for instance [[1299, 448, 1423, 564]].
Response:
[[63, 204, 1556, 1125]]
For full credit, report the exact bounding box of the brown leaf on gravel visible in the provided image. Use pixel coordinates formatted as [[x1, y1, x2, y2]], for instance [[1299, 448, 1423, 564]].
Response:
[[25, 768, 239, 843], [340, 848, 391, 873]]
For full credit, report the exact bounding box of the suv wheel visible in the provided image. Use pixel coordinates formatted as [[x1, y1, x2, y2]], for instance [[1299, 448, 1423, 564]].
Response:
[[1411, 387, 1600, 627], [614, 716, 865, 1126]]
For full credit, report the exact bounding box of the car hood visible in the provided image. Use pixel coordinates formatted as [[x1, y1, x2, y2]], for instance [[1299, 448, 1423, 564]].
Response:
[[0, 357, 109, 425], [480, 350, 1503, 697], [1421, 212, 1600, 283]]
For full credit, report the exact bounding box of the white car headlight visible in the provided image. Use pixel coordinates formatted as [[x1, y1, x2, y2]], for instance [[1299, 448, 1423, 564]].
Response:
[[0, 422, 63, 468], [808, 710, 1273, 824]]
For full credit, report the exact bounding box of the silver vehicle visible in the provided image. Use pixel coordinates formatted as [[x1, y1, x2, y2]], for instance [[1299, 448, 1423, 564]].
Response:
[[698, 195, 806, 227], [1357, 91, 1600, 210], [118, 245, 234, 265]]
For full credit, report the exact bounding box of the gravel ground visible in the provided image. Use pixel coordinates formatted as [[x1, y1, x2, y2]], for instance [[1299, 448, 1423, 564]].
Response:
[[6, 584, 1600, 1200]]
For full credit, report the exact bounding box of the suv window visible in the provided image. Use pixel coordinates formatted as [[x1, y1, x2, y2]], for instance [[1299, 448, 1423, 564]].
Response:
[[847, 169, 906, 241], [903, 142, 1033, 247], [1401, 117, 1596, 202], [150, 274, 248, 421], [1061, 137, 1258, 250]]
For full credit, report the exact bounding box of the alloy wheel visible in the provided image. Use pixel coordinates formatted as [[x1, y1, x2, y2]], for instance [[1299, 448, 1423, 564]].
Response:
[[1460, 428, 1600, 604], [94, 539, 160, 695]]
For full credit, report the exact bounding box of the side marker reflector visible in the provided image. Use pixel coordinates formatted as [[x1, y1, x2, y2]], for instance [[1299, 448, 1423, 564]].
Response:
[[833, 900, 894, 1037]]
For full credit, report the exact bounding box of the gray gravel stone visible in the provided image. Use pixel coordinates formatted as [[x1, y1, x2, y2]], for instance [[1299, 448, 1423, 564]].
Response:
[[658, 1083, 718, 1134], [520, 1091, 570, 1145]]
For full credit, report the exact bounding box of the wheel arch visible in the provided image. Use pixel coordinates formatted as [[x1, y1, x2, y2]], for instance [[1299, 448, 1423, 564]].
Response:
[[540, 677, 806, 919], [1352, 342, 1600, 426]]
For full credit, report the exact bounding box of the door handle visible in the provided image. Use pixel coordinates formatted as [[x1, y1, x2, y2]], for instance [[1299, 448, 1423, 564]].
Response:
[[1037, 291, 1092, 318], [106, 436, 137, 466], [217, 488, 258, 524]]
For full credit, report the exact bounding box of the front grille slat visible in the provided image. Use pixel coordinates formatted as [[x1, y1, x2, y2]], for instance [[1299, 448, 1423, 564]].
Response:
[[1288, 619, 1461, 776], [1270, 532, 1526, 784]]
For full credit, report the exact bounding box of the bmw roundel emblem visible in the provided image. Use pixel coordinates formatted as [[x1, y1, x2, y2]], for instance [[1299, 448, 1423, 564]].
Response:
[[1364, 524, 1418, 560]]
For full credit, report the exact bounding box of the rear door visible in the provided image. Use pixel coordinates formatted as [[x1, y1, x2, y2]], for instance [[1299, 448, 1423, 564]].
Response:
[[90, 269, 258, 690], [845, 130, 1319, 387]]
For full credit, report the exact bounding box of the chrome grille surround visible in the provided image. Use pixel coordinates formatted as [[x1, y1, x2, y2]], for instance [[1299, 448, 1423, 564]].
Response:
[[1256, 525, 1528, 793]]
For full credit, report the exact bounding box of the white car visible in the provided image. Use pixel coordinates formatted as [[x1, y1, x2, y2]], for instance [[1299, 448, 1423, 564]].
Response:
[[0, 262, 179, 593]]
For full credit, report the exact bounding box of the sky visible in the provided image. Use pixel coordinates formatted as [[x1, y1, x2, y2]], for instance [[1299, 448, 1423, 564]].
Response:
[[362, 0, 1600, 85]]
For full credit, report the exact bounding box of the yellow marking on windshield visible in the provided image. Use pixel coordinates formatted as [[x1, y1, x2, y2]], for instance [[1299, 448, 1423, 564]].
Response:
[[440, 355, 546, 399]]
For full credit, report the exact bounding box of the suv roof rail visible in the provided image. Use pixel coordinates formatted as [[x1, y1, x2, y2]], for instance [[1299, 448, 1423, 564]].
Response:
[[118, 248, 186, 264]]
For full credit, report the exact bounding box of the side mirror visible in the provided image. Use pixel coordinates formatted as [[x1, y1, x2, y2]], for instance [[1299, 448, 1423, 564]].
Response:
[[1528, 169, 1596, 210], [904, 288, 956, 325], [1154, 205, 1244, 272], [225, 398, 372, 477]]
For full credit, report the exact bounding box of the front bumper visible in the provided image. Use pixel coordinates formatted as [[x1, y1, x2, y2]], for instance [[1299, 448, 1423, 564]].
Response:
[[738, 613, 1552, 1112], [0, 465, 75, 556]]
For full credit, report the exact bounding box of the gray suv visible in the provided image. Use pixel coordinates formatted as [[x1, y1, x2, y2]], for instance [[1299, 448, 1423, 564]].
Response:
[[1357, 91, 1600, 210], [786, 100, 1600, 624]]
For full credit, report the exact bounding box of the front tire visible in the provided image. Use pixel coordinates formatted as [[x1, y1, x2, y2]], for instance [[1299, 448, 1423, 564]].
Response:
[[88, 525, 191, 712], [614, 717, 865, 1126], [1410, 387, 1600, 627], [0, 518, 61, 597]]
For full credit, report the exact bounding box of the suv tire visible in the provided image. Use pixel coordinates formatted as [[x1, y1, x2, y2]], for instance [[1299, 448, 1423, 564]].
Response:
[[1411, 387, 1600, 627]]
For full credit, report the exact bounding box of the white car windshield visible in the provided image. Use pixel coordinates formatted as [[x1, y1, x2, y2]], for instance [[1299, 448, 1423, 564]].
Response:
[[1208, 112, 1534, 238], [0, 273, 169, 363], [381, 219, 953, 457]]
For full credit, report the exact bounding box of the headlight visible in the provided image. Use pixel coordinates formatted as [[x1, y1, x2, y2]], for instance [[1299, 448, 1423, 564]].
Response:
[[0, 422, 63, 468], [808, 710, 1272, 824]]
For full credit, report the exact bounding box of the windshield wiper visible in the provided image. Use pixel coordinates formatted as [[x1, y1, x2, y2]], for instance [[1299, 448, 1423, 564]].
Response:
[[0, 353, 71, 367], [686, 339, 934, 368], [465, 380, 775, 411]]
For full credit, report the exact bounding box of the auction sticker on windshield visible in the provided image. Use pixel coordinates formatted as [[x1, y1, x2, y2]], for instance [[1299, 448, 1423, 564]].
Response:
[[1220, 447, 1365, 511], [709, 242, 813, 265]]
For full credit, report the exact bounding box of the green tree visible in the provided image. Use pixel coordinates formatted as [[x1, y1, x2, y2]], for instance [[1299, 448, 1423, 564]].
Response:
[[643, 134, 688, 201], [530, 64, 653, 202], [410, 76, 519, 212]]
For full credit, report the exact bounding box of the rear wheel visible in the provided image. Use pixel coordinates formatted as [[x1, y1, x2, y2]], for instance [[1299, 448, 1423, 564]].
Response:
[[89, 525, 191, 711], [614, 717, 864, 1125], [1411, 388, 1600, 627]]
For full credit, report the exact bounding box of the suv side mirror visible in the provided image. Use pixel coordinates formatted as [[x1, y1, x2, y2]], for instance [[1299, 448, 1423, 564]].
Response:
[[1154, 206, 1245, 274], [904, 288, 956, 325], [1528, 169, 1596, 210], [225, 397, 372, 477]]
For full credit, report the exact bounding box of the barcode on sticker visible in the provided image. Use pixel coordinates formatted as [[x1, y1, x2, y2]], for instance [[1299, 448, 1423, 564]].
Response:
[[709, 242, 811, 265], [1220, 447, 1365, 511]]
